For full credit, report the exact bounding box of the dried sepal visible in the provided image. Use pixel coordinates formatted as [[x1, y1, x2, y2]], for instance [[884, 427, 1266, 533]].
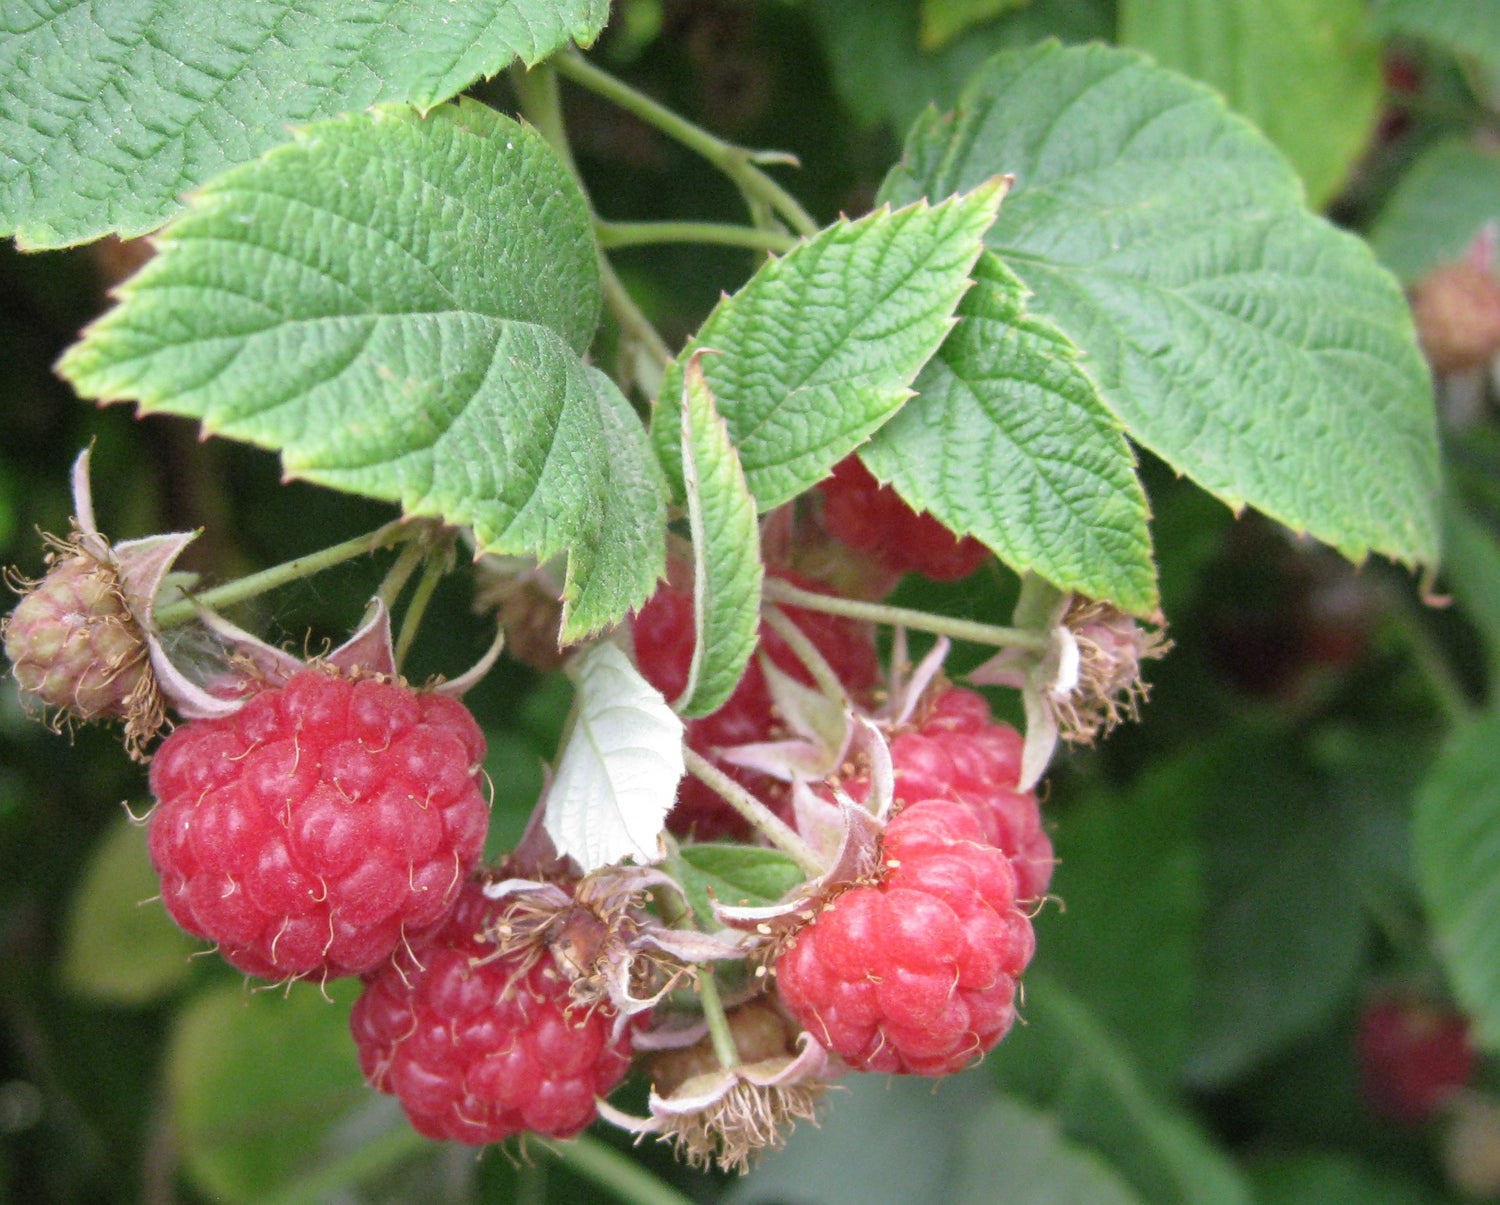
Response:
[[600, 1001, 832, 1173], [480, 867, 747, 1030], [971, 588, 1168, 789]]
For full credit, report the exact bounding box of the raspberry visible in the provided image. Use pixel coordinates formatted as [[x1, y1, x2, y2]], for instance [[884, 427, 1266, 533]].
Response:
[[4, 550, 148, 722], [817, 456, 989, 582], [1358, 994, 1476, 1124], [350, 879, 633, 1144], [831, 688, 1053, 902], [147, 668, 489, 980], [632, 567, 879, 839], [774, 799, 1035, 1075]]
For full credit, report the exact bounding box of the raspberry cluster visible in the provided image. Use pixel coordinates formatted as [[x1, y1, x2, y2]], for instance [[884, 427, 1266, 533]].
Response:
[[632, 567, 879, 838], [350, 879, 633, 1144], [774, 798, 1035, 1075], [147, 668, 489, 980], [817, 456, 989, 582]]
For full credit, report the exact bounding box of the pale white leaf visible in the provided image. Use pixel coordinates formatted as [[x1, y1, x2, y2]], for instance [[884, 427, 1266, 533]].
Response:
[[544, 643, 685, 871]]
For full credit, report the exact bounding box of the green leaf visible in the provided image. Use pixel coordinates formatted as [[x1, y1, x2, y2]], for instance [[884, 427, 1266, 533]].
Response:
[[811, 0, 1113, 135], [0, 0, 611, 247], [676, 843, 804, 924], [677, 356, 764, 718], [1249, 1153, 1451, 1205], [921, 0, 1035, 51], [1414, 712, 1500, 1052], [168, 981, 368, 1203], [544, 642, 685, 871], [1370, 137, 1500, 284], [952, 1096, 1147, 1205], [862, 251, 1156, 614], [992, 976, 1251, 1205], [1120, 0, 1382, 208], [59, 812, 199, 1005], [1035, 768, 1203, 1083], [728, 1072, 999, 1205], [651, 182, 1006, 510], [1186, 738, 1369, 1084], [1376, 0, 1500, 85], [59, 102, 666, 639], [883, 41, 1442, 573], [1443, 499, 1500, 692]]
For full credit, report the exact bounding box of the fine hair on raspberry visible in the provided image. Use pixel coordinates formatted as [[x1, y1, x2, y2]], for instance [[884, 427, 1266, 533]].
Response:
[[774, 798, 1036, 1076], [147, 667, 490, 980], [350, 878, 634, 1144]]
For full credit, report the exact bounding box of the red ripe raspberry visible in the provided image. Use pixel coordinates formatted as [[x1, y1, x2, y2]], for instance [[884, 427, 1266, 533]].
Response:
[[632, 568, 879, 839], [350, 879, 633, 1144], [830, 688, 1053, 902], [1358, 994, 1476, 1124], [817, 456, 989, 582], [775, 798, 1035, 1076], [147, 669, 489, 980]]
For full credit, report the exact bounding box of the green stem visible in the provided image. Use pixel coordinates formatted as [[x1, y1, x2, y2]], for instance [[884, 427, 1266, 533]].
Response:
[[393, 538, 452, 668], [683, 748, 824, 876], [761, 604, 849, 709], [540, 1133, 698, 1205], [696, 970, 741, 1070], [153, 521, 409, 628], [514, 61, 673, 388], [552, 51, 819, 237], [601, 256, 673, 377], [260, 1125, 429, 1205], [376, 537, 427, 611], [1384, 589, 1476, 725], [597, 219, 797, 255], [762, 576, 1049, 651]]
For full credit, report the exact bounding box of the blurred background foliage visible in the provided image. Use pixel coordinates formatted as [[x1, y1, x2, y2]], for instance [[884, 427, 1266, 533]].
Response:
[[4, 1, 1500, 1203]]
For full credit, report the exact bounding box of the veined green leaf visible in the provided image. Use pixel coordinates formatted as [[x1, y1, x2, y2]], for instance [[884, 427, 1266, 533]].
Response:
[[651, 182, 1006, 510], [0, 0, 611, 246], [883, 41, 1441, 573], [677, 356, 764, 718], [59, 102, 665, 639], [676, 843, 804, 925], [1121, 0, 1382, 208], [862, 250, 1156, 613]]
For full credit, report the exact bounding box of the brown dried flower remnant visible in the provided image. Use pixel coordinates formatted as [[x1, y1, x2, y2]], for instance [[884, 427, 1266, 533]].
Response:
[[601, 999, 831, 1173]]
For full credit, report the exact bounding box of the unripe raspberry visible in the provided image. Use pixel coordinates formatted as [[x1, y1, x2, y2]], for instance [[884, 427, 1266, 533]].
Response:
[[351, 879, 633, 1144], [775, 799, 1035, 1076], [5, 550, 150, 722], [632, 567, 879, 839], [817, 456, 988, 582], [147, 668, 489, 980], [1411, 258, 1500, 374]]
